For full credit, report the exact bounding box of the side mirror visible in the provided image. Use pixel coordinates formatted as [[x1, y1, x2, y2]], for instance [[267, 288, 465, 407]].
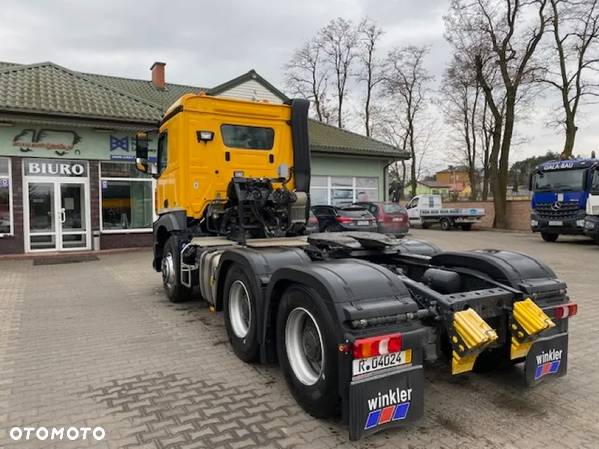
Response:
[[592, 168, 599, 193], [135, 132, 149, 173], [528, 173, 533, 191]]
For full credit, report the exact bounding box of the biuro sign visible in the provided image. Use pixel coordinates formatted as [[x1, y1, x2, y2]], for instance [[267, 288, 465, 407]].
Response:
[[24, 159, 87, 177], [13, 129, 82, 156]]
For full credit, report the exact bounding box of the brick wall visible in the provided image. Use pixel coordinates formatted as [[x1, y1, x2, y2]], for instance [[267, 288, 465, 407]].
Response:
[[0, 157, 24, 255], [100, 232, 152, 250], [443, 200, 532, 231]]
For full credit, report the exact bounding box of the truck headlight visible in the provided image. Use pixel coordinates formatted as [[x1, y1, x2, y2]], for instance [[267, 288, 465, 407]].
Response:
[[531, 220, 538, 226], [576, 220, 585, 227]]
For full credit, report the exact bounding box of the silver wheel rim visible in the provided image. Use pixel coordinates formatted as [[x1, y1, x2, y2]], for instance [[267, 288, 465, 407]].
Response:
[[162, 253, 176, 290], [229, 280, 252, 338], [285, 307, 324, 386]]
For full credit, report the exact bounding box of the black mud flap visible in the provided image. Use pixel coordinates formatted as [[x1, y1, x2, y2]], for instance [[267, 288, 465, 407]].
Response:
[[525, 333, 568, 386], [348, 365, 424, 440]]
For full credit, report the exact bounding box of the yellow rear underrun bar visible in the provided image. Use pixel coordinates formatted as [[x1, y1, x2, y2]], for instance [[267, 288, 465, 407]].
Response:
[[451, 309, 498, 375], [510, 298, 555, 359]]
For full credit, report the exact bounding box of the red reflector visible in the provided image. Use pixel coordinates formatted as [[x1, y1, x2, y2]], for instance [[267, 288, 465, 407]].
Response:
[[353, 333, 403, 359], [388, 336, 402, 352], [554, 303, 578, 319]]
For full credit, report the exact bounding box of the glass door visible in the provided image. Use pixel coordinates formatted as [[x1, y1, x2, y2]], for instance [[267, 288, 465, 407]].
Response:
[[60, 183, 87, 249], [28, 182, 57, 250], [25, 179, 90, 252]]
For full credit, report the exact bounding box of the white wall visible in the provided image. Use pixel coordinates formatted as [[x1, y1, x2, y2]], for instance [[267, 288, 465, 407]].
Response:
[[216, 79, 283, 103]]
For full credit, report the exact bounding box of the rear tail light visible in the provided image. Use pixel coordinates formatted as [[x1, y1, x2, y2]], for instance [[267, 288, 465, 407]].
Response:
[[309, 215, 318, 225], [336, 216, 354, 223], [553, 303, 578, 319], [353, 333, 403, 358]]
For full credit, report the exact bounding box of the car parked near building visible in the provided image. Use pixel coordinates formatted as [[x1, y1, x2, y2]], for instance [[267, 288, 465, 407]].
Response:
[[306, 209, 320, 234], [311, 205, 377, 232], [353, 201, 409, 237]]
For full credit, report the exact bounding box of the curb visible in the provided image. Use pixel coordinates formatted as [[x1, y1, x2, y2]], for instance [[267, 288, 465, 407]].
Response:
[[0, 246, 150, 261]]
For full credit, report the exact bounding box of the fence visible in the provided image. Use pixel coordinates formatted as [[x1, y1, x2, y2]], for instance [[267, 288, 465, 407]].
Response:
[[441, 200, 531, 231]]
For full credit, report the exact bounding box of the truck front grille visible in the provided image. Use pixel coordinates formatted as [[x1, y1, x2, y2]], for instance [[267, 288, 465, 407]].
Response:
[[535, 202, 580, 220]]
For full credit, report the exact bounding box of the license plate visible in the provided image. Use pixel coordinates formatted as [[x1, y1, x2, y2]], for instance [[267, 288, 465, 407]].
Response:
[[353, 350, 412, 376], [549, 220, 563, 226], [357, 220, 369, 226], [392, 217, 402, 222]]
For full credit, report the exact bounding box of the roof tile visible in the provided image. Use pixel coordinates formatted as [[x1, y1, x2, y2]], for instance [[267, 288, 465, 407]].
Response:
[[0, 60, 408, 159]]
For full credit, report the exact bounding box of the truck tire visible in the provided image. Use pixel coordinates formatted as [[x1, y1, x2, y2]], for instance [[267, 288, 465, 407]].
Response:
[[421, 222, 430, 230], [161, 236, 192, 303], [223, 265, 259, 362], [461, 223, 473, 231], [440, 218, 451, 231], [541, 232, 559, 242], [276, 285, 339, 418]]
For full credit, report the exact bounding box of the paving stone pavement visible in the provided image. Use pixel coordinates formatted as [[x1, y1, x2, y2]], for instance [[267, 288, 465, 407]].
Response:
[[1, 229, 598, 449]]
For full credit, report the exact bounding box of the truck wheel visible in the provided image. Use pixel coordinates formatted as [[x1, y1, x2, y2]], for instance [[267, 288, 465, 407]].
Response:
[[223, 265, 259, 362], [421, 222, 430, 230], [440, 218, 451, 231], [276, 285, 339, 418], [461, 223, 473, 231], [162, 236, 192, 303], [541, 232, 559, 242]]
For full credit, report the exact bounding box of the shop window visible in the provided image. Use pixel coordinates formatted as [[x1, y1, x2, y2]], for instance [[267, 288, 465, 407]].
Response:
[[309, 176, 379, 206], [100, 162, 154, 231], [0, 158, 12, 235]]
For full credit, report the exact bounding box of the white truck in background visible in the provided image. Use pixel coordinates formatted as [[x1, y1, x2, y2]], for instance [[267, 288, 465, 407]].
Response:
[[405, 194, 485, 231]]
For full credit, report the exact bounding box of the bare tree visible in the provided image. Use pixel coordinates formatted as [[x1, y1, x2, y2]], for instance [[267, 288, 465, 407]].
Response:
[[479, 99, 494, 200], [446, 0, 549, 228], [285, 37, 332, 123], [384, 46, 433, 197], [441, 55, 483, 200], [376, 101, 410, 190], [320, 17, 359, 128], [545, 0, 599, 158], [357, 18, 385, 136]]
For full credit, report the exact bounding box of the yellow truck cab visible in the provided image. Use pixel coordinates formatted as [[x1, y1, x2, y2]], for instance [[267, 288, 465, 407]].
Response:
[[155, 94, 302, 218], [136, 94, 310, 264]]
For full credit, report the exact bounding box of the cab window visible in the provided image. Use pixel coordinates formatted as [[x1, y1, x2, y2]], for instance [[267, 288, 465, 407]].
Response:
[[221, 124, 274, 150], [592, 170, 599, 192], [157, 132, 168, 175]]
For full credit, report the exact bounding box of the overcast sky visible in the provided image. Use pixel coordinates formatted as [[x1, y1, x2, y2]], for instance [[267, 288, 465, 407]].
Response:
[[1, 0, 597, 171]]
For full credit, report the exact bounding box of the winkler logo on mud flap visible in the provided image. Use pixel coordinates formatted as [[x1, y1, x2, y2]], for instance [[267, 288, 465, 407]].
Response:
[[364, 388, 412, 430], [535, 348, 563, 380]]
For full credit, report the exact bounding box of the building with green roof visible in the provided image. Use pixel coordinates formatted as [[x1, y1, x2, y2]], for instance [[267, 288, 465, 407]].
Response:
[[0, 61, 408, 255]]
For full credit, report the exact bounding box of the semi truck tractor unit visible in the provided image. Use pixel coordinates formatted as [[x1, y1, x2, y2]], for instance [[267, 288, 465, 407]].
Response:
[[135, 94, 577, 440], [530, 158, 598, 242]]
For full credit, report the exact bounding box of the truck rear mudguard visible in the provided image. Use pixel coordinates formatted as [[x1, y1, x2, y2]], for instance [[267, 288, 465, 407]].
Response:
[[428, 249, 570, 385], [266, 259, 428, 440]]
